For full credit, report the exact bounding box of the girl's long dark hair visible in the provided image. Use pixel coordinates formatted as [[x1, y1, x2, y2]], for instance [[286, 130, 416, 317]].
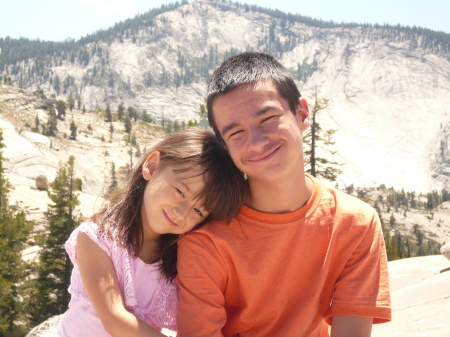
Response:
[[92, 128, 247, 282]]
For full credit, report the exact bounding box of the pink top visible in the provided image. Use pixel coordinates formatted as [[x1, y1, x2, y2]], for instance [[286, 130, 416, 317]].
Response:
[[57, 221, 178, 336]]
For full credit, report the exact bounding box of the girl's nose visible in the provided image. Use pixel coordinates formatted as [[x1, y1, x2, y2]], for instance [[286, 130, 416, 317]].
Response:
[[174, 200, 190, 220]]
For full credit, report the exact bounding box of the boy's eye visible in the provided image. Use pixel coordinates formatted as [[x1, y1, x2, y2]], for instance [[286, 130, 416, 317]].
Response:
[[194, 208, 203, 217], [228, 130, 243, 139], [176, 188, 185, 198], [262, 115, 275, 123]]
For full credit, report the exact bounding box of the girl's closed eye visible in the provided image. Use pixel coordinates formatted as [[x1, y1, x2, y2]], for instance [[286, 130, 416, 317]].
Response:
[[176, 187, 185, 198], [193, 208, 203, 217]]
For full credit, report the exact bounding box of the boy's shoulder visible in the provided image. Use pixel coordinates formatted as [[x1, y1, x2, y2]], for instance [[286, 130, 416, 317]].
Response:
[[316, 187, 378, 227], [319, 184, 378, 224]]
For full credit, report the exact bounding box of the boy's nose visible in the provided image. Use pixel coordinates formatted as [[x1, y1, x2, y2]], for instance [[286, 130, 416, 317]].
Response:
[[247, 127, 269, 152]]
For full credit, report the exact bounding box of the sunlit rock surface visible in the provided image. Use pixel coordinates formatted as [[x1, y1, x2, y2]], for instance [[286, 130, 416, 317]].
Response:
[[372, 255, 450, 337]]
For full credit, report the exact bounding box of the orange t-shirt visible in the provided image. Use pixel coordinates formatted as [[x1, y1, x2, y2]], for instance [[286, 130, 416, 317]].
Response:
[[177, 177, 391, 336]]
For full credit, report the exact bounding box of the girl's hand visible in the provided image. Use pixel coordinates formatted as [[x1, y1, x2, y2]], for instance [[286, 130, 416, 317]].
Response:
[[77, 231, 165, 337]]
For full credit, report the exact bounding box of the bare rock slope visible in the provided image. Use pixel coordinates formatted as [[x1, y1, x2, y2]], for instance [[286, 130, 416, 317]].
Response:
[[3, 0, 450, 192], [372, 255, 450, 337], [0, 83, 164, 225]]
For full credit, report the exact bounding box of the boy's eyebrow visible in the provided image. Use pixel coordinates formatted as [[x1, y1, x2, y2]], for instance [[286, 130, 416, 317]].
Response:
[[221, 106, 277, 137], [221, 122, 240, 137], [255, 105, 276, 117]]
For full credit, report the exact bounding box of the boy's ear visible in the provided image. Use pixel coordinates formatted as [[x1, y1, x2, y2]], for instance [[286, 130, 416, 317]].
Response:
[[297, 97, 310, 131], [142, 151, 161, 180]]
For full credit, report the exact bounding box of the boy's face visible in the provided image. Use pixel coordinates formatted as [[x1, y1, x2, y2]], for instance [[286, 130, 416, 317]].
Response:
[[212, 80, 310, 184]]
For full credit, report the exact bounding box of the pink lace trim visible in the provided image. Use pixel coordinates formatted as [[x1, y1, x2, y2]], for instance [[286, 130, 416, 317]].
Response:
[[65, 221, 178, 330]]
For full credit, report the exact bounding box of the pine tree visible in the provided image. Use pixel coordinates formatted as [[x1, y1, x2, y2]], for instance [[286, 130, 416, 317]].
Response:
[[124, 116, 132, 134], [304, 95, 342, 181], [67, 95, 75, 111], [105, 103, 112, 122], [199, 103, 207, 120], [53, 76, 60, 94], [142, 110, 151, 123], [108, 162, 118, 194], [76, 95, 81, 109], [69, 120, 77, 140], [165, 120, 173, 134], [55, 100, 66, 119], [0, 131, 31, 335], [127, 106, 137, 121], [128, 146, 134, 175], [29, 156, 80, 324], [45, 103, 58, 137], [174, 120, 180, 131], [33, 113, 40, 133], [135, 143, 141, 158], [131, 134, 137, 145], [117, 104, 125, 121], [109, 122, 114, 142]]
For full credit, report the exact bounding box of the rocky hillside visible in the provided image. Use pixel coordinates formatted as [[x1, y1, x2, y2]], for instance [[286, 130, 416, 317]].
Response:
[[0, 83, 447, 263], [0, 84, 165, 229], [1, 0, 450, 193]]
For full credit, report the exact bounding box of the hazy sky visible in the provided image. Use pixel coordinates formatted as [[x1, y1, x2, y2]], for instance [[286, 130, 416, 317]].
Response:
[[1, 0, 449, 42]]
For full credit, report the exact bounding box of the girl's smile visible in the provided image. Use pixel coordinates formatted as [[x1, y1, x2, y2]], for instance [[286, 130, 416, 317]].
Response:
[[163, 210, 178, 227]]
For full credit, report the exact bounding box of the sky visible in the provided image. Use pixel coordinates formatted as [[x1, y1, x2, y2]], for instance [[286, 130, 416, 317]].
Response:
[[0, 0, 449, 42]]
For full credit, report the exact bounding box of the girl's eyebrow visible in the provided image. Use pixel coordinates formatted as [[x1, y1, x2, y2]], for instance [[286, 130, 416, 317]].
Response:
[[176, 179, 192, 193], [173, 171, 192, 193]]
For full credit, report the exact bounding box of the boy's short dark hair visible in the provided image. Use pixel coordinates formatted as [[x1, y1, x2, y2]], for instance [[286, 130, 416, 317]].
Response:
[[206, 52, 301, 142]]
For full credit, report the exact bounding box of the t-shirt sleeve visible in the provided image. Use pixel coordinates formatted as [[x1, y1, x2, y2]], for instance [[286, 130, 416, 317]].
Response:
[[177, 231, 228, 337], [325, 210, 391, 324]]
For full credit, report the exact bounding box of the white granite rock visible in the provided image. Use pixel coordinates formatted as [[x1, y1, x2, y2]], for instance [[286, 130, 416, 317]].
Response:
[[441, 242, 450, 261], [26, 315, 62, 337], [26, 314, 176, 336], [372, 255, 450, 337]]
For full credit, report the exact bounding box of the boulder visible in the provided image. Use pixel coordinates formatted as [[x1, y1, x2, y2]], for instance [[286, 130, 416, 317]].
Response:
[[21, 245, 41, 262], [26, 315, 62, 337], [35, 175, 49, 190], [441, 242, 450, 261]]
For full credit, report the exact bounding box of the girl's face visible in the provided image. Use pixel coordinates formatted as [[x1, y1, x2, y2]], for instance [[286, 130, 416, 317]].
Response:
[[140, 151, 209, 240]]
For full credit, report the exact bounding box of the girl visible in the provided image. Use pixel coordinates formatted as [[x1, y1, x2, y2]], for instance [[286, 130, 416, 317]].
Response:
[[57, 128, 247, 336]]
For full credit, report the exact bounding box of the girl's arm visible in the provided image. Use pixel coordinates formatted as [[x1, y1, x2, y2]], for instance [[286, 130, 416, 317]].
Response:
[[76, 231, 165, 337]]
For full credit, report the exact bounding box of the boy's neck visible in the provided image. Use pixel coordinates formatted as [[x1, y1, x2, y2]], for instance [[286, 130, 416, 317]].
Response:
[[245, 175, 314, 214]]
